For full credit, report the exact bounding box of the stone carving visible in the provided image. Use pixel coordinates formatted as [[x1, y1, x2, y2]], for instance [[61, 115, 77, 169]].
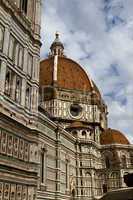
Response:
[[22, 185, 28, 200], [13, 136, 19, 158], [1, 131, 7, 154], [7, 135, 13, 156], [3, 183, 10, 200], [19, 139, 24, 160], [24, 142, 29, 161], [0, 129, 30, 162], [28, 187, 36, 200], [0, 182, 33, 200], [30, 144, 39, 163], [16, 185, 22, 200], [10, 184, 16, 200]]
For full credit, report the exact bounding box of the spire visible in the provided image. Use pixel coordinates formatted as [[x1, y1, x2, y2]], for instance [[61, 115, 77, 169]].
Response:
[[50, 32, 64, 56]]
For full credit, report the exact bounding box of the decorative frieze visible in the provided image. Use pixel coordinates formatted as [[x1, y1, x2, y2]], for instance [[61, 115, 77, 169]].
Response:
[[0, 129, 30, 162], [43, 99, 101, 124], [7, 134, 13, 156], [0, 181, 35, 200]]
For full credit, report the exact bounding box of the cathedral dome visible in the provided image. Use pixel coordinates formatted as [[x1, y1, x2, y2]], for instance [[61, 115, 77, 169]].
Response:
[[40, 56, 95, 92], [40, 33, 101, 98], [100, 128, 130, 145]]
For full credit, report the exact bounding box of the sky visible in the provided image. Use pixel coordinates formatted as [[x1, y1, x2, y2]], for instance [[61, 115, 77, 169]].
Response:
[[40, 0, 133, 143]]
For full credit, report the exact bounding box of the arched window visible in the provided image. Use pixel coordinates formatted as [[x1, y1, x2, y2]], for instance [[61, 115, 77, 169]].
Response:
[[94, 173, 99, 196], [109, 172, 119, 189], [85, 172, 92, 197], [20, 0, 28, 13], [105, 157, 110, 169], [82, 131, 87, 138], [121, 155, 127, 168], [98, 174, 105, 196]]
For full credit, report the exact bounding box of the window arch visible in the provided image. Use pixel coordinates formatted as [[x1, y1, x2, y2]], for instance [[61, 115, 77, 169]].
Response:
[[110, 172, 119, 179], [82, 131, 87, 138]]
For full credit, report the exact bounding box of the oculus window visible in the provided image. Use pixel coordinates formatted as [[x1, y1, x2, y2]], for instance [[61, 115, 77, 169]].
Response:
[[70, 104, 82, 117]]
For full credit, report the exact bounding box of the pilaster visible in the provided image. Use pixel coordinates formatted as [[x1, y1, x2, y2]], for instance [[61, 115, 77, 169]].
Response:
[[23, 46, 28, 73], [55, 128, 61, 200], [0, 61, 6, 94], [34, 0, 41, 38]]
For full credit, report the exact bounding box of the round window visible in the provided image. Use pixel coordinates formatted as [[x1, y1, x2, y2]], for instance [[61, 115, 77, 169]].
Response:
[[70, 104, 82, 117]]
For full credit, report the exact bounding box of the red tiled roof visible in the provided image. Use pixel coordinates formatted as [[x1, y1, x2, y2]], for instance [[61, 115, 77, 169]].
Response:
[[100, 128, 130, 145]]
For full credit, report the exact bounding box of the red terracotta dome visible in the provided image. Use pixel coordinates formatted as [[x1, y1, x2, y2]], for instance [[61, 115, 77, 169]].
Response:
[[100, 128, 130, 145], [40, 33, 101, 98], [40, 56, 101, 97]]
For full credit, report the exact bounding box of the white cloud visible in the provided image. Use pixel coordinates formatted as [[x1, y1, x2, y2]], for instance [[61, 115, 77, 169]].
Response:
[[41, 0, 133, 142]]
